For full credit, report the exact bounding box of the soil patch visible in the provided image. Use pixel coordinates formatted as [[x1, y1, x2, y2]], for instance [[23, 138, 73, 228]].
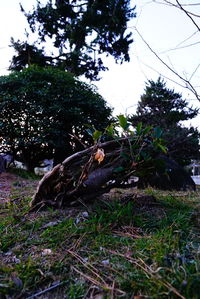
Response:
[[0, 171, 38, 203], [0, 172, 18, 200]]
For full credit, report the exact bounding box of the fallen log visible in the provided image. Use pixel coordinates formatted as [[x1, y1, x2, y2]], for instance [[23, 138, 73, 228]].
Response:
[[30, 119, 196, 210], [30, 138, 141, 210]]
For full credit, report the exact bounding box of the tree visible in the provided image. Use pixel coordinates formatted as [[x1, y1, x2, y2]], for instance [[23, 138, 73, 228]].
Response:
[[130, 77, 200, 165], [0, 66, 112, 171], [9, 38, 50, 71], [9, 0, 136, 80], [30, 116, 169, 209]]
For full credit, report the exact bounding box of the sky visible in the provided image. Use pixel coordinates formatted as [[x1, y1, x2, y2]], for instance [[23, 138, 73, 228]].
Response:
[[0, 0, 200, 128]]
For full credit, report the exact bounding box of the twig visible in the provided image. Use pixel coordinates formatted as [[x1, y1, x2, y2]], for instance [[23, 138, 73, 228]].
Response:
[[69, 133, 87, 148], [68, 250, 126, 296], [68, 232, 87, 251], [175, 0, 200, 31], [26, 281, 64, 299], [155, 0, 200, 18], [71, 266, 125, 297], [107, 249, 185, 299], [67, 249, 107, 284], [134, 27, 200, 100]]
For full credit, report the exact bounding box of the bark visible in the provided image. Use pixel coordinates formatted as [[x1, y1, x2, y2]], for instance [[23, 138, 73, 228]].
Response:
[[30, 138, 138, 210]]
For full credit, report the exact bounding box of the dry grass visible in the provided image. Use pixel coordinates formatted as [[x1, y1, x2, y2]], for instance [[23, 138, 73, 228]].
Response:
[[0, 171, 200, 298]]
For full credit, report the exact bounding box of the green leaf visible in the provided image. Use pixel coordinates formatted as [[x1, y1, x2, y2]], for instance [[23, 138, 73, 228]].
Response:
[[157, 143, 167, 154], [117, 114, 129, 130], [140, 151, 151, 161], [93, 130, 102, 141], [120, 151, 130, 161], [136, 122, 143, 135], [153, 127, 163, 139], [114, 166, 125, 173], [106, 124, 115, 136], [142, 126, 152, 135]]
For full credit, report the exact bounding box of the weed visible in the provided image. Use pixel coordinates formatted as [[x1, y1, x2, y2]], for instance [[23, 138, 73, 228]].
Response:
[[0, 180, 200, 298]]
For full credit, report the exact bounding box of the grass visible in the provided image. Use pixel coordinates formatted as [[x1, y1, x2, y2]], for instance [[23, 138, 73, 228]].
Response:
[[0, 176, 200, 298], [8, 168, 41, 180]]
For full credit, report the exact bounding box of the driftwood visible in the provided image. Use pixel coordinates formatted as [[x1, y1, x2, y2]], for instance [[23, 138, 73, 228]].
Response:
[[30, 138, 139, 210]]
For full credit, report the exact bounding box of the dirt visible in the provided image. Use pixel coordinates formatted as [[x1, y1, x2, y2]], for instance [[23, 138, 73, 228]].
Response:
[[0, 172, 17, 200], [0, 171, 166, 223], [0, 171, 38, 202]]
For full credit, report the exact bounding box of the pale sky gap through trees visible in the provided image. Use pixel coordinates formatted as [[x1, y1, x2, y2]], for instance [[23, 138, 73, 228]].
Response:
[[0, 0, 199, 128]]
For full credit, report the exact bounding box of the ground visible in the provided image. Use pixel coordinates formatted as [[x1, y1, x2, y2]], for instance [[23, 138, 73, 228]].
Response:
[[0, 170, 200, 299], [0, 171, 38, 203], [0, 172, 18, 200]]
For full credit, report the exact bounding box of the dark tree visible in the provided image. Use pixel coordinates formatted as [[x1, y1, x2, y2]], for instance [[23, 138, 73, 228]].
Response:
[[0, 66, 112, 171], [9, 0, 136, 80], [130, 77, 200, 165], [9, 38, 49, 71]]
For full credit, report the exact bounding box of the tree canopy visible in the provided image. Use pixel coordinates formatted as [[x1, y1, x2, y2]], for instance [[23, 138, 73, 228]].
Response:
[[130, 77, 200, 165], [9, 0, 136, 80], [0, 66, 112, 171]]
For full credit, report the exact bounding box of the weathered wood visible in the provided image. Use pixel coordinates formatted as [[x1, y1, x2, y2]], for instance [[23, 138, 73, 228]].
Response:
[[30, 138, 137, 209]]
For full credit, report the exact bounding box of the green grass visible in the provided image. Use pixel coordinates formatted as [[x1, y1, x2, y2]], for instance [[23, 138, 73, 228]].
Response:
[[8, 168, 41, 180], [0, 182, 200, 298]]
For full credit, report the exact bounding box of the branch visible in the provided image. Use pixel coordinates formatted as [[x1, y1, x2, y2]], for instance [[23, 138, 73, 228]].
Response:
[[134, 27, 200, 100], [159, 41, 200, 54], [26, 281, 64, 299], [175, 0, 200, 31], [154, 0, 200, 18]]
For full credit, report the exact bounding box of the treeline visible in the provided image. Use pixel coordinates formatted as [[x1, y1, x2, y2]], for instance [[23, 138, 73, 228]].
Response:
[[0, 0, 199, 172]]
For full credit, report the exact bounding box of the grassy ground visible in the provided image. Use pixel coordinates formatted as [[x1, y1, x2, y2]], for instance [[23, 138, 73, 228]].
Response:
[[0, 171, 200, 299]]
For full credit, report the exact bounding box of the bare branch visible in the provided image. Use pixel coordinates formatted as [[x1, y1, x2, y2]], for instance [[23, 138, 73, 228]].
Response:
[[175, 30, 199, 48], [189, 64, 200, 81], [159, 41, 200, 54], [134, 27, 200, 100], [136, 55, 189, 89], [153, 0, 200, 18], [175, 0, 200, 31]]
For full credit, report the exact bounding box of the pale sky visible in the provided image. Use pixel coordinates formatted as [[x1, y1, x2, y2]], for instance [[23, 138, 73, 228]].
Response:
[[0, 0, 200, 128]]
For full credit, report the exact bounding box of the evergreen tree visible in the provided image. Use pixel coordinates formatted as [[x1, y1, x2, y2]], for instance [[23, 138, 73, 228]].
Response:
[[9, 0, 136, 80], [9, 38, 49, 71], [131, 77, 200, 165]]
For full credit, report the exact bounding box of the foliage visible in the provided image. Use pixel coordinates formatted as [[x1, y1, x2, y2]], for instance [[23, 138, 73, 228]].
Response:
[[9, 0, 136, 80], [0, 177, 200, 298], [0, 66, 112, 171], [130, 77, 200, 165], [30, 114, 169, 208], [9, 38, 49, 71]]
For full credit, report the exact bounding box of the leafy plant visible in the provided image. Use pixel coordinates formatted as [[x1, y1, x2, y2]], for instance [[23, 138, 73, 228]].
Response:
[[0, 66, 112, 171]]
